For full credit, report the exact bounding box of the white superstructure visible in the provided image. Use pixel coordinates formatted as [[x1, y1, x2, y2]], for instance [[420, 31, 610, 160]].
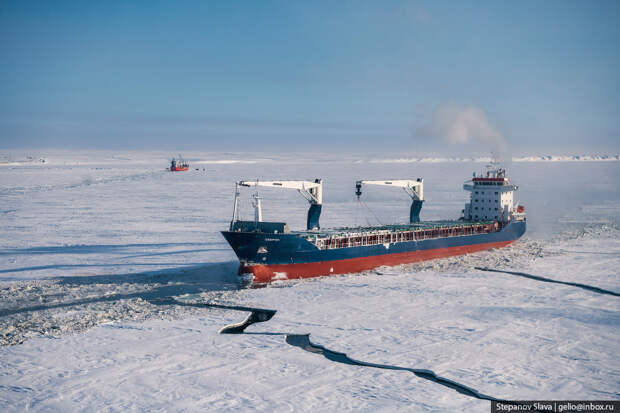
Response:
[[462, 166, 523, 222]]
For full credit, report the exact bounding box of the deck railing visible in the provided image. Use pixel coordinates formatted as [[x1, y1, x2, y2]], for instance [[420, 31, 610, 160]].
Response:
[[310, 222, 501, 250]]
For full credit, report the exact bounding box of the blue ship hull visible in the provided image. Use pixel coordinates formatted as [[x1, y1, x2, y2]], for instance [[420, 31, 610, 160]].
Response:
[[221, 220, 526, 283]]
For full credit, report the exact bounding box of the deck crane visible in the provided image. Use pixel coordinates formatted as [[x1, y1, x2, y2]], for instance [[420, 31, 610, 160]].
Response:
[[231, 179, 323, 231], [355, 179, 424, 223]]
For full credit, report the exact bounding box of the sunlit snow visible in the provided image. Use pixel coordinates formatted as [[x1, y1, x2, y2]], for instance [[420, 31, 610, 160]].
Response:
[[1, 151, 618, 412]]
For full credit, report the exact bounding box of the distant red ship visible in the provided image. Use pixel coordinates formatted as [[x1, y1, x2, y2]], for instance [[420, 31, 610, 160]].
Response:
[[169, 156, 189, 171]]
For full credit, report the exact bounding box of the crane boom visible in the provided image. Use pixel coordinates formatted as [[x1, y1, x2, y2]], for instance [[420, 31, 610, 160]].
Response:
[[355, 178, 424, 223], [355, 179, 423, 201], [239, 180, 322, 204], [231, 179, 323, 231]]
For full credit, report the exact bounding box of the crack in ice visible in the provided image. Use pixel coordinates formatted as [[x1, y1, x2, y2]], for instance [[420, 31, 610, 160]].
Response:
[[176, 301, 543, 408], [148, 297, 276, 334], [285, 333, 502, 402], [475, 267, 620, 297]]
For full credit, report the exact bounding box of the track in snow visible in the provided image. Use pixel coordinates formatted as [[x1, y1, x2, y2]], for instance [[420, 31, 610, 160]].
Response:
[[475, 267, 620, 297]]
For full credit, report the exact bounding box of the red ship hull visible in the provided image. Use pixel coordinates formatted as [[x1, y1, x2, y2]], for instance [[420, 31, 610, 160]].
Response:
[[239, 239, 514, 283], [170, 166, 189, 171]]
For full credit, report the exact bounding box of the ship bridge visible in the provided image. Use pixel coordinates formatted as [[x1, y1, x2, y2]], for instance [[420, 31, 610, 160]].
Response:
[[462, 166, 523, 223]]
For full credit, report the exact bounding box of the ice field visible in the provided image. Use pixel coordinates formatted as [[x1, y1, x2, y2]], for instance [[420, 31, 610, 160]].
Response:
[[1, 151, 619, 412]]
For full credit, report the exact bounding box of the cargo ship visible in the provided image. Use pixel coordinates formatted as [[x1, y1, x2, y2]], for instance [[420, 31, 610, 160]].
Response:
[[169, 156, 189, 171], [221, 167, 526, 283]]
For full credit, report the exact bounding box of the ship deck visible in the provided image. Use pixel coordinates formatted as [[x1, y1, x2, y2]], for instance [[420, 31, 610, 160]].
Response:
[[292, 220, 496, 238], [292, 220, 505, 250]]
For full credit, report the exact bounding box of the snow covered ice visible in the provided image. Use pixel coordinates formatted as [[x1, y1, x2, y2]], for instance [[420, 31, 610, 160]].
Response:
[[1, 150, 619, 412]]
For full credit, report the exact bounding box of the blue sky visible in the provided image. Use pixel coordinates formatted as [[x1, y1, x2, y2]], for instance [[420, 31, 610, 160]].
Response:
[[1, 0, 618, 154]]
